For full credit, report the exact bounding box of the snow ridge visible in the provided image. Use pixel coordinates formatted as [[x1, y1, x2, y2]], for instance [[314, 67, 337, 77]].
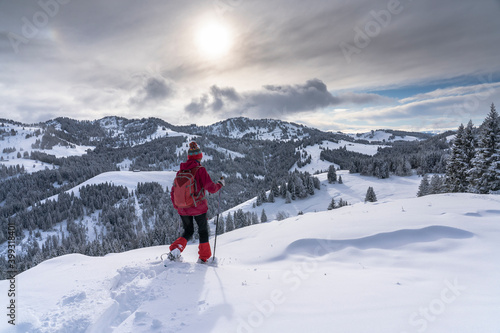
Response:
[[4, 193, 500, 333], [283, 225, 474, 258]]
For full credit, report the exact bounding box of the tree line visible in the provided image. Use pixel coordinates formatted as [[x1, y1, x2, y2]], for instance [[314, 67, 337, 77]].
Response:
[[419, 103, 500, 196]]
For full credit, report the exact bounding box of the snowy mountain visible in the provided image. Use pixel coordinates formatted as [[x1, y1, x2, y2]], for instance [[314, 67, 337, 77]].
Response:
[[0, 120, 92, 174], [349, 129, 433, 143], [175, 117, 348, 142], [2, 188, 499, 332], [0, 116, 351, 171]]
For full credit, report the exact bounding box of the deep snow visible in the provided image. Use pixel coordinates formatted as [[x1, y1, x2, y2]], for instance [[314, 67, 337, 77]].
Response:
[[1, 177, 499, 332]]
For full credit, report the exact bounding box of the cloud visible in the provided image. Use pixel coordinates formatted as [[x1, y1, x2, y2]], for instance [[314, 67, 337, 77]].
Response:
[[244, 79, 337, 115], [185, 78, 393, 118], [334, 92, 394, 105], [333, 83, 500, 131], [185, 79, 334, 116], [400, 81, 500, 104], [1, 0, 499, 131], [185, 85, 240, 115], [129, 77, 173, 107]]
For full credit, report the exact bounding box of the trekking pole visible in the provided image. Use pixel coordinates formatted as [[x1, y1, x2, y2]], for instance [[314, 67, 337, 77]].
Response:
[[213, 185, 221, 262]]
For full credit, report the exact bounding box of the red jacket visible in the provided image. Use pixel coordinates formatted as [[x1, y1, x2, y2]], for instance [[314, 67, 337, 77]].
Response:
[[171, 159, 222, 216]]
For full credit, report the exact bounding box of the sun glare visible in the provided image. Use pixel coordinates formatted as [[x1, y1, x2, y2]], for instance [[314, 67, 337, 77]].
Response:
[[196, 20, 232, 59]]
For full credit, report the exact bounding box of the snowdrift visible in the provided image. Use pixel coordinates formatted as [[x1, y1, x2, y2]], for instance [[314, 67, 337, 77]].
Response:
[[1, 193, 500, 333]]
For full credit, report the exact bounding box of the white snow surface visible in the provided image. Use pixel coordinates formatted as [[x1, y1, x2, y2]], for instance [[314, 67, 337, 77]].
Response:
[[348, 130, 422, 142], [209, 121, 309, 142], [1, 182, 499, 332], [67, 171, 176, 197], [0, 122, 93, 174], [292, 140, 382, 173]]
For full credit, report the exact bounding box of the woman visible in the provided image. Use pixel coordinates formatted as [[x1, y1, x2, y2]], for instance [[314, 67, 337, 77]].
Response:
[[168, 142, 224, 262]]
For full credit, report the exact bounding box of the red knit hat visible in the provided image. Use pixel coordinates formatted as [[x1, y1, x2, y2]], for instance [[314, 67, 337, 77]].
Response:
[[188, 142, 203, 160]]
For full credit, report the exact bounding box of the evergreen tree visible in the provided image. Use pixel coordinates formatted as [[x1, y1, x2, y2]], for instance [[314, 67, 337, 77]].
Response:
[[468, 103, 500, 193], [337, 198, 348, 208], [260, 209, 268, 223], [251, 212, 259, 225], [260, 189, 268, 203], [327, 165, 337, 183], [256, 193, 262, 206], [463, 120, 476, 166], [327, 198, 335, 210], [446, 120, 476, 192], [306, 177, 315, 196], [270, 179, 280, 197], [279, 180, 287, 198], [365, 186, 377, 202], [445, 123, 467, 192], [225, 213, 235, 232], [293, 174, 306, 199], [429, 175, 445, 194], [234, 209, 246, 229], [338, 175, 343, 184], [417, 174, 431, 197], [267, 190, 275, 203]]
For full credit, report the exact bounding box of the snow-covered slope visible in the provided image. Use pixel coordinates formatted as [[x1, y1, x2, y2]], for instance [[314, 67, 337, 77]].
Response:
[[193, 117, 318, 141], [220, 170, 421, 222], [292, 140, 383, 173], [96, 117, 190, 146], [349, 130, 429, 143], [2, 171, 177, 256], [2, 190, 499, 332], [52, 171, 176, 199], [0, 121, 92, 173]]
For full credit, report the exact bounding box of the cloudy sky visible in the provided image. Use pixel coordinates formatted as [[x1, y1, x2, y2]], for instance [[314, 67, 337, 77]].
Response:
[[1, 0, 500, 132]]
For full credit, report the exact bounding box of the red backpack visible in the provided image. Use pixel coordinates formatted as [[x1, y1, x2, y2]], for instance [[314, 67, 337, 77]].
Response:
[[172, 166, 203, 208]]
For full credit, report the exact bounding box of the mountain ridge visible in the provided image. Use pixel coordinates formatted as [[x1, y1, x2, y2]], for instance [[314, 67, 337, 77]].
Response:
[[2, 116, 436, 155]]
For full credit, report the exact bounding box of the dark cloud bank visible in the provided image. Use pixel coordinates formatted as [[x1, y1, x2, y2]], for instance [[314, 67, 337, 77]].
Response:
[[185, 79, 392, 117]]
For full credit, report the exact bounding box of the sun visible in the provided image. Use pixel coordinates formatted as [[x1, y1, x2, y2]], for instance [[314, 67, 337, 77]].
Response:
[[195, 20, 232, 59]]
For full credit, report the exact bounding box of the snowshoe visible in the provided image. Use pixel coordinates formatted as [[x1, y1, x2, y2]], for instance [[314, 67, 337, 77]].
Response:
[[161, 248, 182, 266], [197, 257, 218, 267]]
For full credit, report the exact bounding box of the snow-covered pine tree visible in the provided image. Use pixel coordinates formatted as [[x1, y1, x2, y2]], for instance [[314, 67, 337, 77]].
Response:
[[327, 198, 335, 210], [337, 198, 348, 208], [365, 186, 377, 202], [234, 209, 246, 229], [446, 121, 476, 192], [251, 212, 259, 225], [268, 190, 275, 203], [279, 180, 287, 198], [306, 177, 315, 196], [429, 175, 446, 194], [338, 175, 343, 184], [260, 209, 268, 223], [271, 179, 280, 197], [260, 189, 268, 203], [468, 103, 500, 193], [446, 123, 466, 192], [462, 119, 476, 182], [225, 213, 235, 232], [417, 174, 431, 197], [256, 193, 262, 206], [327, 165, 337, 183]]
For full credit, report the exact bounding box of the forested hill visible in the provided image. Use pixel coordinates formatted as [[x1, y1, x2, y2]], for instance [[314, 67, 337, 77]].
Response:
[[173, 117, 347, 142]]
